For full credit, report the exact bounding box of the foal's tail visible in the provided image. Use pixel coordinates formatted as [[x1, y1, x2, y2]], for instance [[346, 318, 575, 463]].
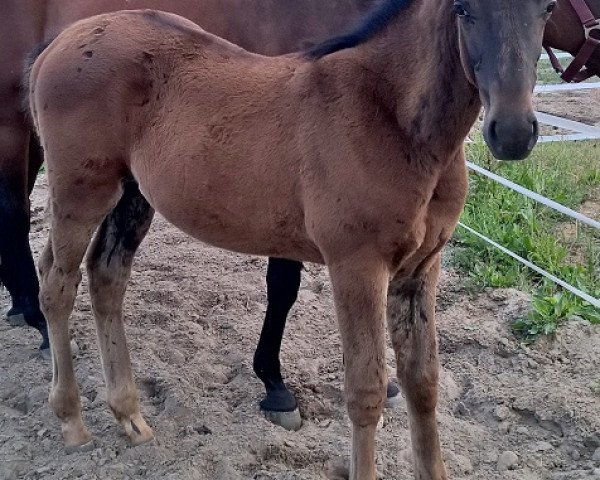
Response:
[[21, 40, 54, 122]]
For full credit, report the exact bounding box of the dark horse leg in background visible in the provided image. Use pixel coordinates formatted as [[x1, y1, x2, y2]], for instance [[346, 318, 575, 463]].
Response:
[[0, 1, 48, 351], [255, 258, 401, 430], [253, 258, 304, 429], [1, 127, 49, 350]]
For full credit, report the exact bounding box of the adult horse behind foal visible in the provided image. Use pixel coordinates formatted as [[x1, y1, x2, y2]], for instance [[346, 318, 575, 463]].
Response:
[[30, 0, 548, 478]]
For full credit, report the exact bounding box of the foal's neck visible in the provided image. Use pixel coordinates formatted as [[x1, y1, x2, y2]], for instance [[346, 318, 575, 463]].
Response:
[[357, 0, 481, 160]]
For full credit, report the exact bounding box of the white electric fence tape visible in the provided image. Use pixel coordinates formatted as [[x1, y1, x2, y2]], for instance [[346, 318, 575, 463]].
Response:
[[466, 162, 600, 231], [461, 161, 600, 309], [457, 223, 600, 309]]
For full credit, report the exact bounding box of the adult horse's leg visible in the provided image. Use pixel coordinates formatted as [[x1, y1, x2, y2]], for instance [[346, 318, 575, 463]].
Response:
[[27, 133, 44, 194], [255, 257, 402, 431], [0, 0, 48, 350], [387, 257, 446, 480], [254, 257, 303, 430], [0, 125, 48, 350], [85, 179, 155, 445], [329, 255, 388, 480]]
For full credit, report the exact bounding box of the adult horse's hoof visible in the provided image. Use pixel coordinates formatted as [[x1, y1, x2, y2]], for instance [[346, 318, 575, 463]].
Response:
[[5, 308, 26, 327], [38, 323, 50, 351], [40, 346, 52, 361], [384, 379, 404, 409], [5, 306, 50, 351], [260, 386, 302, 430], [262, 408, 302, 431]]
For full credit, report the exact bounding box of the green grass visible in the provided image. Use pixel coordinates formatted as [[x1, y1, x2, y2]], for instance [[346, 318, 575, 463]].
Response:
[[536, 56, 598, 85], [452, 139, 600, 342], [537, 58, 563, 85]]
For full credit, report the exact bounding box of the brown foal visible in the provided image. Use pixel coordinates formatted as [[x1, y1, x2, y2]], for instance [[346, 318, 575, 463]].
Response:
[[29, 0, 552, 477]]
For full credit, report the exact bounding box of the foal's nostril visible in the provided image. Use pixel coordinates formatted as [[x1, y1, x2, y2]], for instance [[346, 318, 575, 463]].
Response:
[[532, 119, 539, 137], [528, 119, 539, 150], [488, 120, 498, 141]]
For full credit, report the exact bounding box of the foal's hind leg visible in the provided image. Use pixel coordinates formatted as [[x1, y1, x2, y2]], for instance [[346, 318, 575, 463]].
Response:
[[40, 169, 123, 449], [40, 220, 107, 450], [85, 180, 155, 445], [328, 255, 388, 480], [387, 258, 446, 480]]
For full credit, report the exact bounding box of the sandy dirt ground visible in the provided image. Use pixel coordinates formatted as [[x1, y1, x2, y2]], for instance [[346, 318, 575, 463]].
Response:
[[535, 88, 600, 126], [1, 89, 600, 479]]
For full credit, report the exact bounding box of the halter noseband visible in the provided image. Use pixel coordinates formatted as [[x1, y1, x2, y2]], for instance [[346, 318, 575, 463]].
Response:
[[544, 0, 600, 83]]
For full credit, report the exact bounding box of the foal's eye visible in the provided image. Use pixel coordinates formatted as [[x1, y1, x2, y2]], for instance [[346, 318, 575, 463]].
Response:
[[453, 1, 470, 17], [545, 1, 557, 14]]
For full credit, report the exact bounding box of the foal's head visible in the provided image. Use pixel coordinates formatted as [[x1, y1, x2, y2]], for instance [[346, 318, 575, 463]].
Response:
[[455, 0, 556, 160]]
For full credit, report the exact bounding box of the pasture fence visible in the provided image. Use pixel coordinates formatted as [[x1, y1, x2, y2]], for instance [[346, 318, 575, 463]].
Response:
[[460, 82, 600, 310]]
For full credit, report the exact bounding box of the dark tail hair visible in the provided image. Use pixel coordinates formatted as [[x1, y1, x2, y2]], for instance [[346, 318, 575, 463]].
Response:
[[21, 40, 54, 119]]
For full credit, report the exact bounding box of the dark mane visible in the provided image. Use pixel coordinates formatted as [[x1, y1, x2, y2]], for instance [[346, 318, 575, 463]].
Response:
[[306, 0, 414, 59]]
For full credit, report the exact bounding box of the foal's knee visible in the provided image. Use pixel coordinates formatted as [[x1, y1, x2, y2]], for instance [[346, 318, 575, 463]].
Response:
[[346, 382, 386, 427], [38, 242, 54, 280], [49, 384, 82, 421]]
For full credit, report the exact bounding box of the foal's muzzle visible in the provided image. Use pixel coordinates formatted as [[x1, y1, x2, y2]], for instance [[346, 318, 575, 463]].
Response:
[[483, 112, 539, 161]]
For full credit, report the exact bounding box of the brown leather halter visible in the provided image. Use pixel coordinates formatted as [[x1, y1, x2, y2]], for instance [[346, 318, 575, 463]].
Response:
[[544, 0, 600, 82]]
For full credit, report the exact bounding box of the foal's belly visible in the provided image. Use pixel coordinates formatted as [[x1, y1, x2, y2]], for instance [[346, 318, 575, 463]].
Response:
[[130, 157, 324, 263]]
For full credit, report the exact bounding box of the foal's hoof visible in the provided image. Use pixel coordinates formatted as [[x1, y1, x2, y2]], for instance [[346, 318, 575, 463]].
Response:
[[384, 379, 404, 409], [121, 414, 154, 446], [63, 426, 94, 454], [262, 408, 302, 431], [65, 439, 95, 454]]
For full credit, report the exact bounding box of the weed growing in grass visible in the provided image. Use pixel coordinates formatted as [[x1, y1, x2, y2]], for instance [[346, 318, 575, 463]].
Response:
[[537, 59, 563, 85], [452, 139, 600, 342]]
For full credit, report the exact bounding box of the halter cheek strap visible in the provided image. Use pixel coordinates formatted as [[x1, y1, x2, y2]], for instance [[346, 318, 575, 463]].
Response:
[[544, 0, 600, 83]]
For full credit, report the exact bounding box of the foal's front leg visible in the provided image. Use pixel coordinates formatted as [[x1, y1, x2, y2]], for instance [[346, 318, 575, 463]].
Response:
[[388, 258, 447, 480], [328, 256, 388, 480]]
